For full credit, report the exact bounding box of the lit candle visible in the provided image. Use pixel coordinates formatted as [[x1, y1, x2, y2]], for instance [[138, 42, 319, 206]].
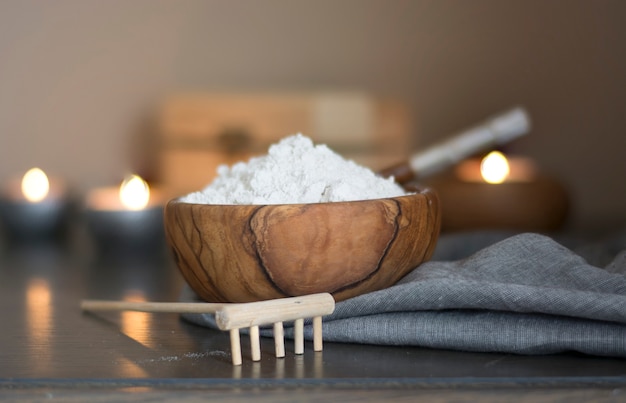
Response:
[[455, 151, 537, 184], [0, 168, 71, 242], [85, 174, 165, 254], [425, 152, 569, 232]]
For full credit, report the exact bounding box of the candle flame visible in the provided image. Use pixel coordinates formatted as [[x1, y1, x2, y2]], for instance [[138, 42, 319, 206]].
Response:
[[21, 168, 50, 202], [119, 174, 150, 210], [480, 151, 510, 184]]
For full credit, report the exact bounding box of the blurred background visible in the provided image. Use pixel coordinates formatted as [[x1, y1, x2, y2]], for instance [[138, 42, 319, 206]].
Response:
[[0, 0, 624, 233]]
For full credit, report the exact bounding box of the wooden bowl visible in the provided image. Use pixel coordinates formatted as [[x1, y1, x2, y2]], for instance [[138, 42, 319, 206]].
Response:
[[164, 186, 440, 303]]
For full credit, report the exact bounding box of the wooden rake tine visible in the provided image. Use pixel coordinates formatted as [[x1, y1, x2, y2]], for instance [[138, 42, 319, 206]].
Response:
[[80, 293, 336, 365]]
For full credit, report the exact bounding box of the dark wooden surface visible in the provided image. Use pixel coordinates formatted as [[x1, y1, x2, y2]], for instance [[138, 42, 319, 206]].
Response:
[[1, 238, 625, 401]]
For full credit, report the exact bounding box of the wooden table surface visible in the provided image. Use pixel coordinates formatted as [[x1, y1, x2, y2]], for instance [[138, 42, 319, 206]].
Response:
[[1, 239, 625, 402]]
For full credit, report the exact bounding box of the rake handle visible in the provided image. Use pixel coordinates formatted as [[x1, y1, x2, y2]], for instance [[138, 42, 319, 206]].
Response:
[[80, 299, 226, 314], [81, 293, 336, 330]]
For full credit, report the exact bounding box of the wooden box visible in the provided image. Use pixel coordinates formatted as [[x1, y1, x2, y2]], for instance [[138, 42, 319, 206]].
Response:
[[155, 92, 413, 196]]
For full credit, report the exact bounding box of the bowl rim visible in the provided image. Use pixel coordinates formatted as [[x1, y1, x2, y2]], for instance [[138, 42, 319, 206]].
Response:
[[166, 185, 435, 208]]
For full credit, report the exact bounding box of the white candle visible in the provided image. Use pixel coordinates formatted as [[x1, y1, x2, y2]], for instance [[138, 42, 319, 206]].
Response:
[[0, 168, 70, 241], [85, 174, 165, 253], [455, 152, 537, 184]]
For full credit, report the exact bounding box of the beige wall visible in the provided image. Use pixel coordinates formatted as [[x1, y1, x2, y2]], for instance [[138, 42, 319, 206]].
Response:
[[0, 0, 624, 231]]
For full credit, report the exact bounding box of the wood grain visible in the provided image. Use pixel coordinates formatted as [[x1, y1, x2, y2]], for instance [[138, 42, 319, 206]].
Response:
[[164, 187, 440, 303]]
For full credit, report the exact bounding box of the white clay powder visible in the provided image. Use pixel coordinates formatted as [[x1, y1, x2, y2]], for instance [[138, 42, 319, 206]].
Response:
[[181, 134, 408, 205]]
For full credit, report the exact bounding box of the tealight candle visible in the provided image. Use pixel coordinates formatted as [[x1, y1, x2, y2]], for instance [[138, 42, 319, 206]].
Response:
[[455, 151, 538, 184], [425, 152, 569, 232], [0, 168, 71, 242], [85, 174, 166, 254]]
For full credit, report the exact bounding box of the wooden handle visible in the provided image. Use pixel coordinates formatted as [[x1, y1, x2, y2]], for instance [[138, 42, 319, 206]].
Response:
[[80, 299, 226, 314]]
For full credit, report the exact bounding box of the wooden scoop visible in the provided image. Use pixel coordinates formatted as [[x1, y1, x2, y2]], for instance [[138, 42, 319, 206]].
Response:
[[81, 293, 335, 365], [380, 107, 531, 184]]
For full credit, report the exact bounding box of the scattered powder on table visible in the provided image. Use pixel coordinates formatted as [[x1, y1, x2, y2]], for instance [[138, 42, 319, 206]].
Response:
[[181, 134, 408, 205]]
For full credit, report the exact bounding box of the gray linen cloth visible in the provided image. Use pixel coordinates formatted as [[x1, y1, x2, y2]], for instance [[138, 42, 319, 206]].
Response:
[[181, 232, 626, 358]]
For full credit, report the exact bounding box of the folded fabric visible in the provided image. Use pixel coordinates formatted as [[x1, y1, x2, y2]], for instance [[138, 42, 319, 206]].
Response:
[[181, 232, 626, 358]]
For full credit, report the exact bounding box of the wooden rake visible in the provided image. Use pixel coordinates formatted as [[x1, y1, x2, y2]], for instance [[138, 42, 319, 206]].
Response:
[[80, 293, 335, 365]]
